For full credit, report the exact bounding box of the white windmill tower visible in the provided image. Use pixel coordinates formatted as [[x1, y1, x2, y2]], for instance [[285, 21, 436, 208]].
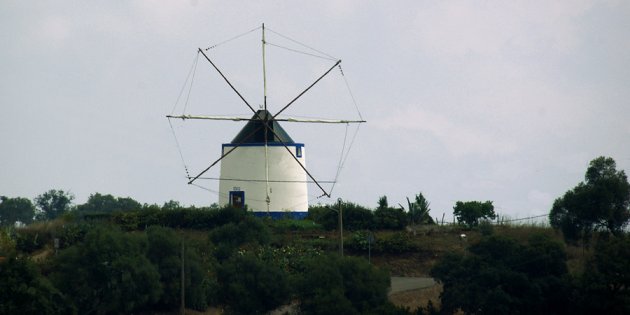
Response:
[[167, 24, 365, 218]]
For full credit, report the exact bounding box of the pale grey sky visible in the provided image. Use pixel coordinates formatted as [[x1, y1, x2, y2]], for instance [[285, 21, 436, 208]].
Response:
[[2, 1, 629, 221]]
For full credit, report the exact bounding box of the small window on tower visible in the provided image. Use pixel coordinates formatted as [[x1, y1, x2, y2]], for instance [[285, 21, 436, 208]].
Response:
[[296, 146, 303, 158]]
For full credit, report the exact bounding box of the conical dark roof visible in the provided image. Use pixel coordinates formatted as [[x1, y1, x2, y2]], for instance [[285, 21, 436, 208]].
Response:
[[230, 110, 295, 144]]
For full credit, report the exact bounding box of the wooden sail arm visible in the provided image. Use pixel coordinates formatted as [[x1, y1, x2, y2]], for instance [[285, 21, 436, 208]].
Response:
[[167, 114, 365, 124], [187, 123, 266, 184], [273, 59, 341, 119]]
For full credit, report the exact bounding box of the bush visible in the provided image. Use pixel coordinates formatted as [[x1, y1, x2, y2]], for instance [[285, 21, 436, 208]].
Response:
[[0, 256, 74, 315], [146, 226, 214, 311], [50, 227, 162, 314], [111, 205, 249, 230], [378, 232, 417, 254], [14, 228, 48, 253], [209, 216, 271, 260], [296, 254, 391, 315], [217, 253, 290, 314], [431, 234, 571, 315], [308, 202, 374, 231], [374, 207, 408, 230], [477, 220, 494, 236]]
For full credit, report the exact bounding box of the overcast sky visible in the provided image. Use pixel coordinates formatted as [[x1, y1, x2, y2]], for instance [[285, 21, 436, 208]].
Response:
[[2, 1, 629, 221]]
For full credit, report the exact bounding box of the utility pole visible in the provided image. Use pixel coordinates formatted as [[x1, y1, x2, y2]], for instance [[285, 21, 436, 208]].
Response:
[[338, 198, 343, 257], [180, 237, 185, 315]]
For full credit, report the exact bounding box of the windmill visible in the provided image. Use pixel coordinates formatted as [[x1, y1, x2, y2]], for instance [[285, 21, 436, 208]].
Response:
[[167, 24, 365, 218]]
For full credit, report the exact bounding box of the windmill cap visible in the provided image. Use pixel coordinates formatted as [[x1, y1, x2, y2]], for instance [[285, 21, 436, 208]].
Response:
[[230, 110, 295, 144]]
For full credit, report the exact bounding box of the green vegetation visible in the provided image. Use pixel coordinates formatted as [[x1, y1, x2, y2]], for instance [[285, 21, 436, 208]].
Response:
[[0, 196, 35, 226], [34, 189, 74, 220], [452, 200, 496, 228], [550, 156, 630, 244], [1, 156, 629, 314]]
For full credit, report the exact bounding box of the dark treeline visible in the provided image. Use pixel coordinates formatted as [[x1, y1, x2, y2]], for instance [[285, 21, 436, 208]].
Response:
[[1, 206, 403, 315]]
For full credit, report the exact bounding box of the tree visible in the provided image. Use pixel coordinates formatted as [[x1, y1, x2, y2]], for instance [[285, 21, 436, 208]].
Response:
[[146, 226, 214, 311], [76, 193, 142, 213], [549, 156, 630, 243], [577, 235, 630, 314], [453, 200, 496, 228], [50, 227, 162, 314], [34, 189, 74, 220], [410, 193, 432, 224], [431, 235, 572, 315], [0, 196, 35, 226], [217, 253, 290, 314], [377, 196, 389, 209], [0, 256, 75, 315], [297, 254, 391, 315]]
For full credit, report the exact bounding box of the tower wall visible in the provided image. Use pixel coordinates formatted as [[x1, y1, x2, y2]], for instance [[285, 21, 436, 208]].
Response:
[[218, 143, 308, 214]]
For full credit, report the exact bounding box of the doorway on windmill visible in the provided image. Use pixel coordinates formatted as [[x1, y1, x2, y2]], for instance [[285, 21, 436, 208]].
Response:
[[229, 191, 245, 208]]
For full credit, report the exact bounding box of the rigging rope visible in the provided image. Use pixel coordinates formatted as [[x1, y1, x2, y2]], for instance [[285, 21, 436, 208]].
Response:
[[329, 124, 362, 197], [339, 65, 364, 121], [167, 118, 191, 178], [265, 41, 337, 61], [332, 123, 350, 190], [182, 53, 200, 114], [266, 27, 337, 60], [205, 26, 262, 50], [171, 53, 200, 115]]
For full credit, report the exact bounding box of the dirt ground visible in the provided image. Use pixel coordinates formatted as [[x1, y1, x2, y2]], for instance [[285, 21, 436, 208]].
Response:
[[389, 284, 443, 311]]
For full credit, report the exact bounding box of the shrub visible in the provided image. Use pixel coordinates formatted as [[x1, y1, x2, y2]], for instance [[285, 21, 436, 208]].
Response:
[[0, 256, 75, 315], [50, 227, 162, 314], [378, 232, 416, 254], [308, 202, 374, 231], [296, 254, 391, 315], [374, 207, 408, 230], [217, 253, 290, 314]]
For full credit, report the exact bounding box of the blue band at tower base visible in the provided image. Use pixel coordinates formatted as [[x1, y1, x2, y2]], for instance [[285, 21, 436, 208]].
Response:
[[252, 211, 308, 220]]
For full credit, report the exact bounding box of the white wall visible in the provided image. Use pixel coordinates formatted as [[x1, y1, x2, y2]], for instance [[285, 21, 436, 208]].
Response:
[[218, 144, 308, 212]]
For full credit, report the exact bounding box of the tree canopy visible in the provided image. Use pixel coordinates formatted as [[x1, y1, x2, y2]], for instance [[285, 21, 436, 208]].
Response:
[[453, 200, 496, 228], [34, 189, 74, 220], [549, 156, 630, 243], [76, 193, 142, 213], [0, 196, 35, 226], [431, 235, 571, 315]]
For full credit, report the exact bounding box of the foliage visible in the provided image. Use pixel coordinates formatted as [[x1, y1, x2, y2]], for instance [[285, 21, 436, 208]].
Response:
[[56, 222, 93, 249], [111, 205, 249, 230], [34, 189, 74, 220], [217, 253, 290, 314], [576, 235, 630, 314], [266, 218, 323, 234], [14, 226, 48, 253], [431, 234, 571, 315], [0, 256, 75, 315], [549, 156, 630, 243], [348, 231, 417, 254], [296, 254, 391, 315], [0, 196, 35, 226], [477, 220, 494, 236], [50, 227, 162, 314], [378, 232, 417, 254], [374, 207, 408, 230], [146, 226, 214, 311], [377, 195, 389, 209], [0, 228, 16, 256], [209, 215, 271, 260], [256, 245, 323, 274], [453, 200, 496, 228], [309, 201, 407, 230], [76, 193, 142, 213], [409, 193, 433, 224]]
